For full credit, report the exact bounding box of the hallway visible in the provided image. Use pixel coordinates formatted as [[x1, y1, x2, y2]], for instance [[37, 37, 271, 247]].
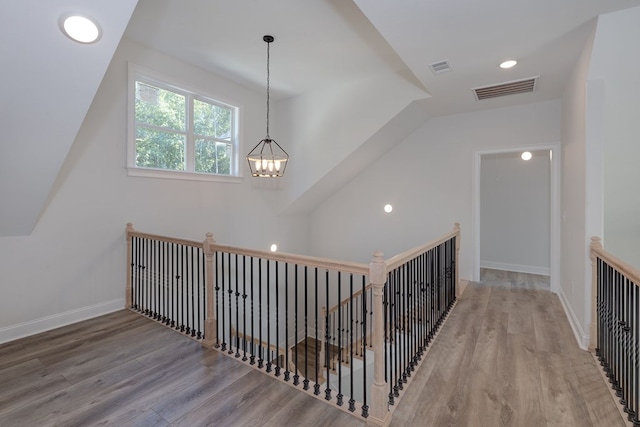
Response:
[[391, 271, 624, 426]]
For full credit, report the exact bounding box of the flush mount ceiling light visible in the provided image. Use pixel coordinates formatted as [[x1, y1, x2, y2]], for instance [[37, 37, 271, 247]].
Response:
[[247, 35, 289, 178], [521, 151, 532, 161], [61, 15, 101, 44], [500, 60, 518, 69]]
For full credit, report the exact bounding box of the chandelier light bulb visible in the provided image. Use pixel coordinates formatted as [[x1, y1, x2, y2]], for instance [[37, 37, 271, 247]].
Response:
[[275, 160, 281, 171]]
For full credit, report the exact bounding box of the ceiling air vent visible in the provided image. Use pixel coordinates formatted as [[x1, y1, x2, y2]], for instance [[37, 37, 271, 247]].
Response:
[[473, 76, 538, 101], [429, 60, 452, 75]]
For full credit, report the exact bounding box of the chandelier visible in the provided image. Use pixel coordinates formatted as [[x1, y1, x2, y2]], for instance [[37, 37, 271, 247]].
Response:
[[247, 35, 289, 177]]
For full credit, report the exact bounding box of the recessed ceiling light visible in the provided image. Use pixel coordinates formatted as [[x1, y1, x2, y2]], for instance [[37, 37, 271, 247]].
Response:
[[500, 60, 518, 69], [521, 151, 532, 161], [384, 204, 393, 214], [270, 243, 278, 252], [61, 15, 101, 44]]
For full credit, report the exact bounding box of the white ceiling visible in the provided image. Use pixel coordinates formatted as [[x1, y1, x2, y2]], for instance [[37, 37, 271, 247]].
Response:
[[3, 0, 640, 236], [0, 0, 138, 236], [125, 0, 640, 115]]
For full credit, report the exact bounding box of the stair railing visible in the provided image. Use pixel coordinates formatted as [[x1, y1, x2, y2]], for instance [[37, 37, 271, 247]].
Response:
[[126, 222, 461, 426], [590, 237, 640, 425]]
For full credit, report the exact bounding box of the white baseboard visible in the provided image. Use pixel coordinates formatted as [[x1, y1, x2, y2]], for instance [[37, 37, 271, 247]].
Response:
[[480, 261, 550, 276], [0, 298, 125, 345], [557, 288, 589, 350]]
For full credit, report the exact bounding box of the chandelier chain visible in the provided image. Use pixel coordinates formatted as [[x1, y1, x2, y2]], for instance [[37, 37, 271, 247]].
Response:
[[266, 39, 270, 137]]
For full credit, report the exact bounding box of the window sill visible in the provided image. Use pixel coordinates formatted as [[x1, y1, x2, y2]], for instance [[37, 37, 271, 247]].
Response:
[[127, 167, 244, 184]]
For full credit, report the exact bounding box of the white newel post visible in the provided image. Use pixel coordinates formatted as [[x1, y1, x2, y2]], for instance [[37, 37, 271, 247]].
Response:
[[368, 250, 391, 427], [589, 237, 602, 351], [202, 232, 217, 348], [125, 223, 134, 309]]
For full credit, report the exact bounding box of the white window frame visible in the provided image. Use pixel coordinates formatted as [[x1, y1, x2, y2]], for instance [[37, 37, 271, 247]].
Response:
[[127, 64, 243, 183]]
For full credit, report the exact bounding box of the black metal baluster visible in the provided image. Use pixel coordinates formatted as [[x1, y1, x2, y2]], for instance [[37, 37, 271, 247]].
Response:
[[213, 251, 220, 347], [177, 244, 183, 329], [167, 241, 171, 323], [161, 241, 166, 324], [190, 246, 196, 336], [151, 239, 156, 319], [143, 237, 149, 315], [348, 273, 355, 413], [132, 236, 137, 310], [227, 252, 233, 354], [242, 255, 248, 361], [385, 272, 393, 406], [294, 264, 300, 386], [235, 253, 240, 357], [304, 265, 310, 391], [148, 238, 153, 316], [624, 275, 630, 415], [361, 275, 369, 418], [130, 236, 136, 310], [393, 267, 403, 397], [337, 272, 343, 406], [158, 241, 167, 323], [275, 260, 281, 377], [285, 262, 290, 381], [266, 259, 272, 372], [631, 283, 640, 427], [220, 252, 226, 351], [199, 249, 204, 338], [156, 240, 160, 320], [418, 253, 425, 356], [412, 257, 419, 371], [614, 267, 621, 397], [325, 269, 331, 401], [314, 268, 320, 396], [140, 237, 144, 314], [410, 258, 417, 373], [401, 263, 408, 386], [250, 256, 255, 364], [184, 243, 188, 330], [258, 258, 264, 368]]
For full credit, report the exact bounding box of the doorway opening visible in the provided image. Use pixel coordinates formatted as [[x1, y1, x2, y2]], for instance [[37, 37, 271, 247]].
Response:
[[472, 146, 560, 293]]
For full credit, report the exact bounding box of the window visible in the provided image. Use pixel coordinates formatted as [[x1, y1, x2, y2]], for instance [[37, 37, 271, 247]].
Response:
[[128, 69, 240, 181]]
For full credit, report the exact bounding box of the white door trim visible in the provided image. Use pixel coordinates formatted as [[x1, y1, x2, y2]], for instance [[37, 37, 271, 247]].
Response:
[[472, 144, 561, 293]]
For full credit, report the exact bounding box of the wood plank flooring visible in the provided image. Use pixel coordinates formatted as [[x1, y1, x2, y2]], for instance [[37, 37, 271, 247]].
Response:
[[391, 270, 625, 426], [0, 271, 624, 426]]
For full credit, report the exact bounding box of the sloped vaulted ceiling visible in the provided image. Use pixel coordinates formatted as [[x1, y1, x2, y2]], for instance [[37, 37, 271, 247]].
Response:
[[3, 0, 640, 235], [0, 0, 138, 236]]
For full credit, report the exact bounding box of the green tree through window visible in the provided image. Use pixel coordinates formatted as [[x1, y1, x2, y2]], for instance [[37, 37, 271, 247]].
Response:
[[133, 78, 236, 177]]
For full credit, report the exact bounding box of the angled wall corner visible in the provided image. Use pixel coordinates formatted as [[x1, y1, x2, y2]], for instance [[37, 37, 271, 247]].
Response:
[[274, 71, 430, 214]]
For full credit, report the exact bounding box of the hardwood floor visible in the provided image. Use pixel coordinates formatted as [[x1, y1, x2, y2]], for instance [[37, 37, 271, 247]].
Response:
[[0, 272, 624, 426], [391, 270, 625, 426]]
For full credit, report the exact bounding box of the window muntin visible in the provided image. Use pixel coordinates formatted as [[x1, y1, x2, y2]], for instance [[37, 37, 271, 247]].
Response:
[[130, 74, 239, 180]]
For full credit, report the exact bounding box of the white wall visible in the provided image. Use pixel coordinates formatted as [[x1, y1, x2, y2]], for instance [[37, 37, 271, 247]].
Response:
[[308, 100, 561, 280], [560, 22, 597, 349], [480, 150, 550, 275], [0, 39, 309, 343], [560, 7, 640, 350], [589, 6, 640, 269]]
